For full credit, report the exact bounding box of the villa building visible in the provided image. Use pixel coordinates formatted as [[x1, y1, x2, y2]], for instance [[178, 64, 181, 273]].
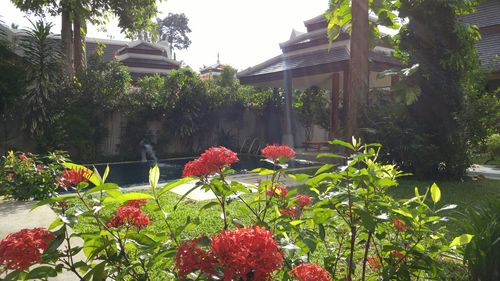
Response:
[[462, 0, 500, 91], [237, 14, 400, 146], [199, 53, 226, 80], [0, 25, 181, 80]]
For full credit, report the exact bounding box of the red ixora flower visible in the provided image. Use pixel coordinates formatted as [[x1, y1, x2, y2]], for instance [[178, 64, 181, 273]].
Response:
[[126, 199, 148, 208], [175, 239, 216, 278], [57, 168, 92, 189], [261, 144, 295, 162], [266, 184, 288, 199], [289, 263, 332, 281], [0, 228, 53, 271], [18, 153, 28, 161], [210, 226, 283, 281], [182, 146, 239, 178], [367, 255, 382, 270], [390, 250, 406, 261], [280, 206, 302, 218], [392, 218, 408, 232], [296, 194, 313, 207], [107, 206, 151, 229], [5, 171, 15, 181]]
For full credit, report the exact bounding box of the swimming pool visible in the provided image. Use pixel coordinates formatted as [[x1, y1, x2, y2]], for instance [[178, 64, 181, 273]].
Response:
[[92, 155, 316, 187]]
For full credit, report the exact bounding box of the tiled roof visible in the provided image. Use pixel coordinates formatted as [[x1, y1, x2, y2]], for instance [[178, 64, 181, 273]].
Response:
[[462, 1, 500, 27], [238, 46, 400, 78], [477, 32, 500, 72], [86, 41, 125, 61]]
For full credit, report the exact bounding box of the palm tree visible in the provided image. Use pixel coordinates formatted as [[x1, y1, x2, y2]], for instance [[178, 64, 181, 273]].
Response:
[[20, 20, 62, 134]]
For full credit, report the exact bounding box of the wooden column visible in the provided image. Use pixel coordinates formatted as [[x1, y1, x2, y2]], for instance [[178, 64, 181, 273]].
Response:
[[282, 70, 294, 147], [343, 66, 350, 138], [330, 73, 340, 138]]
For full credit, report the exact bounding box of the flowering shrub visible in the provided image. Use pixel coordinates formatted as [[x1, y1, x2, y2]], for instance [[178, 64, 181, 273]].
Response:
[[0, 151, 67, 200], [0, 228, 53, 271], [0, 139, 474, 280]]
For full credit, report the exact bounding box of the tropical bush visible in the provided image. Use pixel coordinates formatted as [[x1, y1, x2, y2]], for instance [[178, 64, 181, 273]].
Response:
[[0, 151, 67, 200], [485, 133, 500, 162], [458, 199, 500, 281], [0, 140, 473, 280]]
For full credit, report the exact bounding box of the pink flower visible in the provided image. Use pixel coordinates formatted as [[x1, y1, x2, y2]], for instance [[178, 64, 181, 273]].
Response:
[[0, 228, 53, 271], [261, 144, 295, 162], [266, 184, 288, 199], [392, 218, 408, 232], [36, 164, 44, 173], [289, 263, 332, 281], [5, 171, 15, 181], [107, 206, 151, 229], [280, 206, 302, 218], [367, 255, 382, 270], [18, 153, 28, 161], [296, 194, 313, 207]]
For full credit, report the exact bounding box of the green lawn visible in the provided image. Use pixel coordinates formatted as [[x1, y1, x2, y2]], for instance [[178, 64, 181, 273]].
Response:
[[67, 178, 499, 280]]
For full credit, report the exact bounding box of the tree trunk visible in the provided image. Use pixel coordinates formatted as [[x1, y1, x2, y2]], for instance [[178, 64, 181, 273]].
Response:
[[347, 0, 369, 138], [73, 13, 84, 76], [61, 7, 73, 77]]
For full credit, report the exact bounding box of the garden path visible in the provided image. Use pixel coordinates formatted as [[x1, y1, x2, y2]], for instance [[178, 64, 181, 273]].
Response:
[[467, 164, 500, 180]]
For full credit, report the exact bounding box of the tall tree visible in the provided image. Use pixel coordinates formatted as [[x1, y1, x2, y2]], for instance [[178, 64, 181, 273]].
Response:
[[12, 0, 159, 77], [157, 13, 192, 53], [20, 20, 62, 134], [397, 0, 481, 179], [327, 0, 398, 138]]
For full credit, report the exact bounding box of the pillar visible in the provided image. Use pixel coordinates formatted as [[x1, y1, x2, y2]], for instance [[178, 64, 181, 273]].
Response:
[[282, 70, 294, 147], [330, 73, 340, 138]]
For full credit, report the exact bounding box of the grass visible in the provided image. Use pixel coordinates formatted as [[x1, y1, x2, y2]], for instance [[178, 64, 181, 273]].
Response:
[[67, 177, 499, 280]]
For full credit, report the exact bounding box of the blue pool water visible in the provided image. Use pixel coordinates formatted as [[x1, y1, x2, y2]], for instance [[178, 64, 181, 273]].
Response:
[[92, 155, 316, 187]]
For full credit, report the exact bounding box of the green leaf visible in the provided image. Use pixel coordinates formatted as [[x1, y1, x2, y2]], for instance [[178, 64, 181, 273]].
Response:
[[31, 194, 77, 210], [430, 183, 441, 204], [103, 192, 152, 204], [85, 183, 119, 195], [314, 164, 334, 175], [328, 139, 354, 150], [102, 165, 110, 183], [149, 165, 160, 189], [449, 234, 474, 247], [288, 173, 310, 183], [290, 220, 305, 226], [316, 153, 344, 159], [27, 266, 58, 279], [251, 168, 275, 175], [158, 177, 194, 196], [199, 201, 219, 212], [63, 163, 100, 186]]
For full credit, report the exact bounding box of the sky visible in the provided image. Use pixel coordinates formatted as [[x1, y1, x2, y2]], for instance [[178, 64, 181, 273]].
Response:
[[0, 0, 329, 71]]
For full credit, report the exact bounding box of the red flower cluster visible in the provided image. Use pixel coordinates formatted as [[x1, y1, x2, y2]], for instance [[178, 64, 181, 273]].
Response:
[[390, 250, 406, 261], [392, 218, 408, 232], [18, 153, 28, 161], [175, 239, 216, 278], [210, 226, 283, 281], [280, 206, 301, 218], [367, 255, 382, 270], [126, 199, 148, 208], [107, 206, 151, 229], [177, 226, 283, 280], [5, 171, 14, 181], [296, 194, 313, 207], [261, 144, 295, 162], [266, 184, 288, 199], [289, 263, 332, 281], [182, 146, 239, 178], [0, 228, 53, 271], [57, 168, 92, 189], [36, 164, 44, 173]]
